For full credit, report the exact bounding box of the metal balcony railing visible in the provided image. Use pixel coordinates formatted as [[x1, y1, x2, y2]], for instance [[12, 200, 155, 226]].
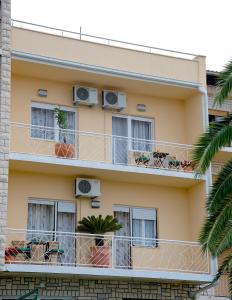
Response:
[[11, 20, 199, 60], [211, 161, 224, 175], [208, 98, 232, 112], [200, 275, 230, 298], [10, 123, 195, 173], [5, 229, 210, 274]]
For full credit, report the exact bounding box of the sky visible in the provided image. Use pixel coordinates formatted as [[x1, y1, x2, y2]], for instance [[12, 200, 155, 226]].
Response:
[[11, 0, 231, 71]]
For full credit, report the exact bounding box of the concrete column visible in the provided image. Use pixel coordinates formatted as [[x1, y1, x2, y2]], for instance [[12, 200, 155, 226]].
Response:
[[0, 0, 11, 270]]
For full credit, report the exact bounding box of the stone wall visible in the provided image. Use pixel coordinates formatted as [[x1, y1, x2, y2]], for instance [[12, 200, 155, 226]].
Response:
[[0, 0, 11, 270], [0, 276, 199, 300]]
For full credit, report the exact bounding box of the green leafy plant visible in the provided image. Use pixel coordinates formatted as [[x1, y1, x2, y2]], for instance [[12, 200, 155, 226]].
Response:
[[168, 159, 181, 168], [77, 215, 122, 246], [135, 154, 150, 165], [54, 107, 67, 143], [192, 60, 232, 296]]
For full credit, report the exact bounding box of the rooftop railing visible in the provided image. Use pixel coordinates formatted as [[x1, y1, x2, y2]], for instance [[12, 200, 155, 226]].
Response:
[[10, 122, 195, 173], [11, 19, 199, 61], [6, 229, 210, 275]]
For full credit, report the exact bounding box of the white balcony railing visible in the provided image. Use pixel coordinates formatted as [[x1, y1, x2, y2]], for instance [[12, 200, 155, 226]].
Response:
[[10, 123, 195, 173], [11, 19, 198, 60], [5, 229, 210, 275], [208, 98, 232, 112], [211, 161, 224, 175]]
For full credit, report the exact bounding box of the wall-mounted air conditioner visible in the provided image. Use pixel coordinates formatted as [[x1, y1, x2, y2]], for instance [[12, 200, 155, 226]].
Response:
[[102, 90, 127, 111], [73, 86, 98, 106], [75, 178, 100, 198]]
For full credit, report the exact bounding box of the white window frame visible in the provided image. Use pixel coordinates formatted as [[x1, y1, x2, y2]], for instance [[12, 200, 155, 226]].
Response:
[[113, 205, 157, 247], [30, 102, 77, 142], [112, 114, 154, 151], [27, 198, 76, 238]]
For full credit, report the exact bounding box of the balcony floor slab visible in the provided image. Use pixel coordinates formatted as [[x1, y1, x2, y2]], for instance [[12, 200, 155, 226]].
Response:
[[9, 153, 206, 187], [5, 264, 213, 283]]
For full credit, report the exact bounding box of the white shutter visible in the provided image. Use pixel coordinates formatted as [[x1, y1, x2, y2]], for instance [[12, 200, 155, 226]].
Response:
[[57, 201, 75, 213], [28, 198, 55, 206], [132, 208, 156, 220], [113, 205, 130, 213]]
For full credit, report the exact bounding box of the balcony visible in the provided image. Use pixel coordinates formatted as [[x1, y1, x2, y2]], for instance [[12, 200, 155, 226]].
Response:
[[212, 161, 224, 176], [9, 123, 203, 185], [208, 98, 232, 112], [5, 229, 212, 282]]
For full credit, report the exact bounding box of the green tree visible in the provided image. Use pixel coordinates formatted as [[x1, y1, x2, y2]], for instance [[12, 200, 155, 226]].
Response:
[[192, 59, 232, 296]]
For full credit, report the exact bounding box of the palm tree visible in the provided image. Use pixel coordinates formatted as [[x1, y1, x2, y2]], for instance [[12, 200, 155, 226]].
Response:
[[77, 215, 122, 246], [192, 59, 232, 296]]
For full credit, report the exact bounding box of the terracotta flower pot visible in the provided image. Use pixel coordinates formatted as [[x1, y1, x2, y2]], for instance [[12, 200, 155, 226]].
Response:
[[55, 143, 74, 158], [90, 246, 110, 268], [183, 165, 193, 172], [5, 255, 15, 264]]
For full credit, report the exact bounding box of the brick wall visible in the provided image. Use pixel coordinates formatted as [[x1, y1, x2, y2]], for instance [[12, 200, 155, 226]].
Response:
[[0, 0, 11, 270], [0, 276, 199, 300]]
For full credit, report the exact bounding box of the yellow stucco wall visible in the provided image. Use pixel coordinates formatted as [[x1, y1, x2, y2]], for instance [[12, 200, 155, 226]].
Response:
[[8, 170, 203, 242], [12, 27, 206, 86], [11, 74, 203, 145]]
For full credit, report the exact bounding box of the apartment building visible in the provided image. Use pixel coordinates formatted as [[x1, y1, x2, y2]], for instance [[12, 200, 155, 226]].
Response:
[[0, 2, 222, 299]]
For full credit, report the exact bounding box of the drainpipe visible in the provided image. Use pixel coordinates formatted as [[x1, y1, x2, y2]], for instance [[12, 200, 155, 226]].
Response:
[[190, 281, 216, 299]]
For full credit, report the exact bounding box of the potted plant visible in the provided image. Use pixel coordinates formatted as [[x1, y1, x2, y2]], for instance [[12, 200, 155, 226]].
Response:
[[181, 160, 194, 172], [5, 247, 18, 263], [135, 154, 150, 166], [77, 215, 122, 268], [54, 107, 74, 158], [168, 157, 181, 170]]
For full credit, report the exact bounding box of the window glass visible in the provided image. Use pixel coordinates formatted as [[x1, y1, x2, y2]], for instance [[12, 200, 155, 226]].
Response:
[[132, 219, 143, 245], [31, 107, 55, 140], [132, 208, 156, 247], [31, 105, 75, 142], [131, 119, 152, 151], [145, 220, 155, 246], [59, 111, 75, 144]]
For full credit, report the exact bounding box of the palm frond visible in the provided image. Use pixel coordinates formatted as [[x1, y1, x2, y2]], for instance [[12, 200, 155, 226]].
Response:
[[215, 58, 232, 105], [192, 116, 232, 174], [77, 215, 122, 234], [213, 221, 232, 256], [199, 196, 232, 254], [213, 253, 232, 296], [206, 159, 232, 212]]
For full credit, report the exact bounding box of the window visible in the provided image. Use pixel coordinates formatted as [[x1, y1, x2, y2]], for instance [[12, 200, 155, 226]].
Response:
[[31, 103, 76, 144], [27, 199, 76, 264], [114, 206, 157, 247], [112, 116, 153, 164], [208, 114, 224, 123], [132, 208, 157, 246], [131, 118, 152, 151]]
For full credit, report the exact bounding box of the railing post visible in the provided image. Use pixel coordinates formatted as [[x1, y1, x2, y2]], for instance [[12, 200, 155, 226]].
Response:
[[111, 235, 115, 269]]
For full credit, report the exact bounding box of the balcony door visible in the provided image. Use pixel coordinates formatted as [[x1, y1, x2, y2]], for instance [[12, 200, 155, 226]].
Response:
[[112, 116, 128, 165], [112, 116, 153, 165], [27, 199, 76, 265], [114, 207, 131, 268]]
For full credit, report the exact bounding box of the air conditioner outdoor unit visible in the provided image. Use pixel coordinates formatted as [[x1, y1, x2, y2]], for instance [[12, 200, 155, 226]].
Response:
[[75, 178, 100, 198], [73, 86, 98, 106], [102, 90, 127, 111]]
